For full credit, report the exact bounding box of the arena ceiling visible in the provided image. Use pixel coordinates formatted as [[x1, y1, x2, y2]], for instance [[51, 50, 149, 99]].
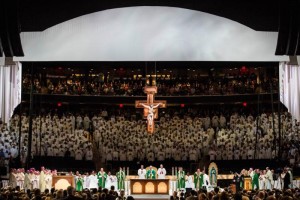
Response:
[[18, 0, 279, 32]]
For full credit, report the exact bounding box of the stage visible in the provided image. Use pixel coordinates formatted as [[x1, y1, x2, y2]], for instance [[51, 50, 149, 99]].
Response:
[[131, 194, 169, 200]]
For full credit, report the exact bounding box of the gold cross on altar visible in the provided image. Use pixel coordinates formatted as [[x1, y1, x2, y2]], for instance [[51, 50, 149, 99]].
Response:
[[135, 86, 166, 134]]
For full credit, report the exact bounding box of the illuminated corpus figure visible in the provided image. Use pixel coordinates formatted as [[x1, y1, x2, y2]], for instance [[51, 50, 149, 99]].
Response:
[[135, 86, 166, 133], [140, 103, 162, 128]]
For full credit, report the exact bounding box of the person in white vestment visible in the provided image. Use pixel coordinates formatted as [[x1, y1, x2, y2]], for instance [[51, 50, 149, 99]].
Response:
[[265, 167, 273, 190], [106, 172, 114, 190], [39, 167, 46, 192], [259, 170, 266, 190], [112, 174, 118, 190], [202, 171, 210, 189], [9, 169, 17, 188], [185, 172, 195, 190], [83, 173, 90, 189], [44, 170, 52, 191], [88, 171, 98, 189], [16, 169, 25, 189], [32, 171, 40, 189], [157, 164, 167, 179], [24, 170, 32, 190], [138, 165, 146, 179]]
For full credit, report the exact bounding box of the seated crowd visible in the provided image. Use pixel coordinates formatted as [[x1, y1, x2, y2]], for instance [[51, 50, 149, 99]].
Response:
[[1, 113, 93, 166], [1, 106, 299, 168], [2, 186, 300, 200], [22, 72, 278, 96], [92, 107, 300, 166]]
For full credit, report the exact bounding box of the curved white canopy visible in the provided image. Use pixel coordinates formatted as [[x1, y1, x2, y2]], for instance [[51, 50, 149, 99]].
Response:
[[16, 6, 287, 62]]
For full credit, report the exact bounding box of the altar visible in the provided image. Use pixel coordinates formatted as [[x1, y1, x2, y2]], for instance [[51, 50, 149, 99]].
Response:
[[130, 179, 169, 194], [52, 175, 75, 190]]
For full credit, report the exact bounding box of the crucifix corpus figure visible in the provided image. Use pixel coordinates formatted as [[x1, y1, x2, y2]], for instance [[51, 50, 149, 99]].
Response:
[[139, 103, 162, 128], [136, 86, 166, 134]]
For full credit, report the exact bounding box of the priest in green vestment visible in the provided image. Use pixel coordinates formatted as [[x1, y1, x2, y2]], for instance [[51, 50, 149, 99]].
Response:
[[76, 175, 84, 191], [252, 169, 259, 190], [177, 167, 185, 190], [146, 166, 156, 179], [194, 168, 204, 190], [116, 167, 126, 190], [97, 168, 108, 188]]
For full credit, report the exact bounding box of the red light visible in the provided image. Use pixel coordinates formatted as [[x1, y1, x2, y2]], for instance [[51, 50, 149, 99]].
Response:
[[57, 102, 62, 107], [119, 104, 124, 108], [242, 102, 247, 107], [180, 104, 185, 108], [240, 66, 247, 73]]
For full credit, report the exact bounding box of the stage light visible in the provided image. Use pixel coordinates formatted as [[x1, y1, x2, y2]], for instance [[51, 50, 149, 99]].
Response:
[[242, 102, 247, 107], [57, 102, 62, 107], [180, 104, 185, 108], [240, 66, 248, 73], [119, 104, 124, 108]]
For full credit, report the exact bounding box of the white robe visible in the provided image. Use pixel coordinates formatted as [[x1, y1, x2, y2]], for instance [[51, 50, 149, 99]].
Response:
[[185, 175, 195, 189], [83, 175, 90, 189], [88, 175, 98, 189], [203, 174, 210, 187], [39, 171, 46, 192], [157, 168, 166, 179], [106, 175, 113, 190], [106, 175, 117, 190], [45, 174, 52, 191], [265, 170, 273, 190], [32, 175, 39, 189], [138, 169, 146, 179]]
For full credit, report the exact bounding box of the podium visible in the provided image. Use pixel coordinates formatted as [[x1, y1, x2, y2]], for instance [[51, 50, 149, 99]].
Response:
[[244, 177, 252, 190], [52, 176, 75, 190], [130, 179, 169, 194]]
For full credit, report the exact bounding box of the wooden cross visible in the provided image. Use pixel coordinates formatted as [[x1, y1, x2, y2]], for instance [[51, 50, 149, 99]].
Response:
[[135, 86, 166, 134]]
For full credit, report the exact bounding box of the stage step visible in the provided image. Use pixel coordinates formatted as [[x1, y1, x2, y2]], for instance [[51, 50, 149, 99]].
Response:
[[131, 194, 169, 200]]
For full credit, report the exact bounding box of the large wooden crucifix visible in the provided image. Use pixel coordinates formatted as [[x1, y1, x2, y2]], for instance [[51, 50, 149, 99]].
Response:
[[135, 86, 166, 134]]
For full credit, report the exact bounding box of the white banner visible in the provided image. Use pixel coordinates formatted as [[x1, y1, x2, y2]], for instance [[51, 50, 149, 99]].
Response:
[[279, 62, 300, 122], [0, 62, 22, 123]]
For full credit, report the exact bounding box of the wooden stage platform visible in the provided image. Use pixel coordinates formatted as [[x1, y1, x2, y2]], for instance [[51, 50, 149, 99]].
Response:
[[131, 194, 169, 200]]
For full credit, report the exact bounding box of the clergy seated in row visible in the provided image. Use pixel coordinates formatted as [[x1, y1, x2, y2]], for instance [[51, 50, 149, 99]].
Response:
[[92, 111, 294, 161], [7, 113, 92, 160], [5, 109, 300, 165]]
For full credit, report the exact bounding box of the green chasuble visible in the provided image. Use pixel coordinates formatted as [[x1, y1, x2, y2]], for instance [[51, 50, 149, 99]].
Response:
[[76, 177, 84, 191], [146, 169, 156, 179], [194, 172, 204, 190], [177, 170, 185, 189], [97, 172, 107, 188], [116, 170, 126, 190], [252, 173, 259, 190]]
